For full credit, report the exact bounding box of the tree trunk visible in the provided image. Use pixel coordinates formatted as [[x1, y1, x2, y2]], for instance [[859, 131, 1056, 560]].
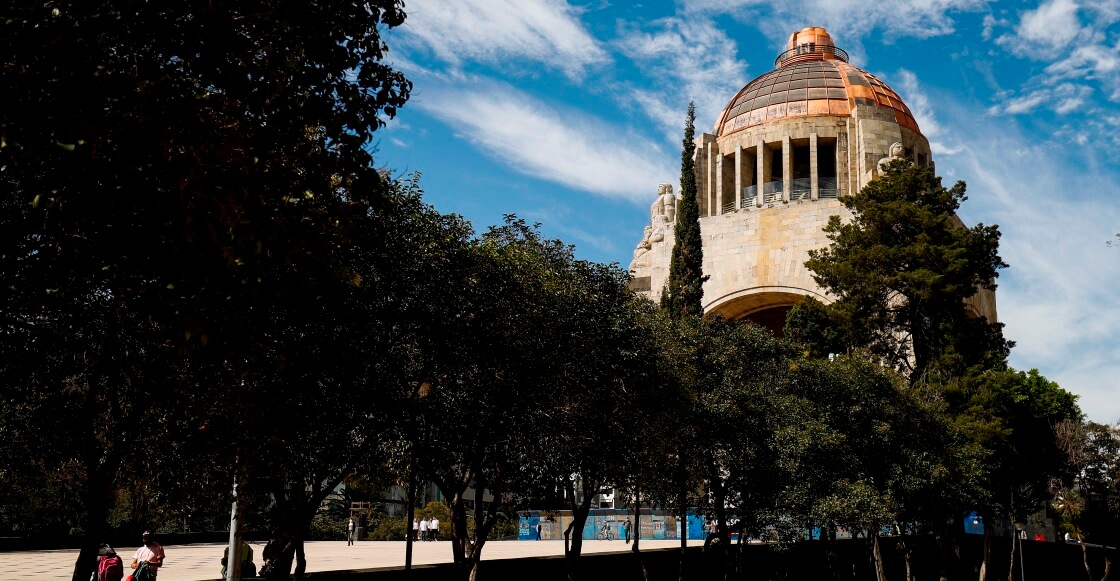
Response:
[[678, 484, 688, 581], [564, 479, 594, 581], [1101, 550, 1112, 581], [631, 485, 651, 581], [1077, 532, 1091, 581], [405, 474, 416, 571], [1007, 529, 1017, 581], [71, 468, 112, 581], [825, 527, 843, 581], [872, 531, 889, 581], [979, 515, 992, 581]]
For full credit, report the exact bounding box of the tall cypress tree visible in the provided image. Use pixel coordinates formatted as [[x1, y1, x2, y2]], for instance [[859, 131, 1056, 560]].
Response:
[[661, 102, 708, 318]]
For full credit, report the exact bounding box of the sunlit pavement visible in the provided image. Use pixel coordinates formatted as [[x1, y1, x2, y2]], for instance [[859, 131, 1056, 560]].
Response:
[[0, 539, 704, 580]]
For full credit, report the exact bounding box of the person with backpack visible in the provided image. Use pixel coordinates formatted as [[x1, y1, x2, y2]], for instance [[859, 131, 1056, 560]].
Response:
[[130, 531, 164, 579], [221, 540, 256, 578], [96, 544, 124, 581]]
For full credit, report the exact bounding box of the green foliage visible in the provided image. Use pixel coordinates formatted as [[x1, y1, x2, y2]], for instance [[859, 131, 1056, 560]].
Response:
[[367, 516, 408, 541], [805, 161, 1011, 384], [662, 102, 708, 319], [783, 297, 844, 358], [308, 514, 349, 541]]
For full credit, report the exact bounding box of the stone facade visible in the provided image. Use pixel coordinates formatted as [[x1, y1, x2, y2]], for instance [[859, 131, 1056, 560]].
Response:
[[629, 26, 997, 331]]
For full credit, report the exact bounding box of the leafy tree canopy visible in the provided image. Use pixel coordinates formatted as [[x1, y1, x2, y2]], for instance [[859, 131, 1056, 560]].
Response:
[[804, 161, 1011, 385]]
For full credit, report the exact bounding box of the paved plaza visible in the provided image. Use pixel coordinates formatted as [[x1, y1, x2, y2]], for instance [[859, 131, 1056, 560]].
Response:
[[0, 539, 703, 580]]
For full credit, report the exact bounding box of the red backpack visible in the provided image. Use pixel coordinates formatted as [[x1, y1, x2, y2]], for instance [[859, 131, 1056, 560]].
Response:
[[98, 554, 124, 581]]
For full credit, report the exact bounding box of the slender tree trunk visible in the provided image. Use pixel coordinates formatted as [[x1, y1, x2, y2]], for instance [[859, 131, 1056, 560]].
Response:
[[825, 527, 843, 581], [979, 515, 993, 581], [565, 479, 594, 581], [405, 473, 416, 572], [293, 537, 307, 579], [1008, 529, 1018, 581], [1077, 532, 1091, 581], [872, 531, 889, 581], [632, 485, 651, 581], [678, 484, 688, 581], [1101, 550, 1112, 581]]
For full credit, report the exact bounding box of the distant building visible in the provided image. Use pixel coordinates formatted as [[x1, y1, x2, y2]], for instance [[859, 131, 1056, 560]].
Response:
[[630, 26, 996, 331]]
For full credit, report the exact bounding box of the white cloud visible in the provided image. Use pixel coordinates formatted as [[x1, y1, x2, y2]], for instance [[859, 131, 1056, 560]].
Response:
[[682, 0, 991, 45], [987, 83, 1091, 116], [613, 17, 749, 136], [398, 0, 609, 78], [930, 97, 1120, 423], [997, 0, 1083, 58], [412, 79, 674, 203]]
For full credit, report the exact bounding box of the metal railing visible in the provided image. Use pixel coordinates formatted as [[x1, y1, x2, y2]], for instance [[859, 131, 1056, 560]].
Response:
[[763, 181, 783, 204], [743, 184, 758, 206], [819, 177, 839, 199], [722, 199, 737, 214], [774, 43, 850, 67], [790, 178, 811, 201]]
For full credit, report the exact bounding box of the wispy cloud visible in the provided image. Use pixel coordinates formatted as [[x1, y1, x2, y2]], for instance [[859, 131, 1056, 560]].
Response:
[[683, 0, 991, 46], [613, 17, 749, 136], [397, 0, 609, 78], [996, 0, 1084, 58], [411, 78, 674, 203], [984, 0, 1120, 141], [932, 97, 1120, 423], [890, 69, 967, 155]]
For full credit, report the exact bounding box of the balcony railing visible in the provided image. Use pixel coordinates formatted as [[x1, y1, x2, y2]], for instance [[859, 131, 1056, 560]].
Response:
[[774, 43, 850, 67], [743, 184, 758, 205], [790, 178, 811, 201], [705, 177, 844, 217], [819, 176, 839, 199], [763, 180, 783, 204]]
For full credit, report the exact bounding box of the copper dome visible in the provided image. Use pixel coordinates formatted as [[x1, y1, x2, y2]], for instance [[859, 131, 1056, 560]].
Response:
[[716, 27, 919, 137]]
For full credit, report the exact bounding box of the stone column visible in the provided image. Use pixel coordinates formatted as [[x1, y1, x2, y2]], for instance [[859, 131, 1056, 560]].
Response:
[[734, 144, 742, 212], [810, 133, 819, 201], [706, 143, 715, 215], [758, 139, 768, 206], [782, 135, 791, 203], [715, 146, 724, 215]]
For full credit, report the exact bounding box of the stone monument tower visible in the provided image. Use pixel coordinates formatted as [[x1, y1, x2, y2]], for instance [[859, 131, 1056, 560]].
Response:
[[629, 27, 996, 334]]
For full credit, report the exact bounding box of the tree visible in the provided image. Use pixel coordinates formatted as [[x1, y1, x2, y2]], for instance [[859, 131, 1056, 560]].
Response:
[[661, 102, 708, 319], [804, 161, 1011, 385], [657, 102, 710, 579], [941, 368, 1082, 581], [1, 2, 411, 579]]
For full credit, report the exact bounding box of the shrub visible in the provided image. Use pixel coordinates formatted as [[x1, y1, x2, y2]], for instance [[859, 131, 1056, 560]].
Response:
[[368, 516, 408, 541]]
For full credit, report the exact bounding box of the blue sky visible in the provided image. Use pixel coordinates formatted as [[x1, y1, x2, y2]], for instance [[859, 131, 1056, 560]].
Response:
[[375, 0, 1120, 424]]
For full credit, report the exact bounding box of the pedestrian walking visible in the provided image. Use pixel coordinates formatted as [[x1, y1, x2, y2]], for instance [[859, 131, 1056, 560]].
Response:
[[130, 530, 165, 579], [97, 544, 124, 581], [412, 518, 419, 541], [623, 518, 632, 544], [347, 516, 355, 546], [420, 517, 429, 541], [535, 521, 542, 540], [431, 517, 440, 541]]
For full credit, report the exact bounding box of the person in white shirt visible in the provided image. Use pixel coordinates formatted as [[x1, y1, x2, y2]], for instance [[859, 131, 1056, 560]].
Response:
[[412, 518, 419, 541], [131, 531, 165, 577], [430, 517, 440, 541], [347, 516, 356, 546], [419, 518, 429, 541]]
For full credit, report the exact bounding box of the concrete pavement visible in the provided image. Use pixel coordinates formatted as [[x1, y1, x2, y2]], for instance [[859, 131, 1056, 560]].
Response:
[[0, 539, 704, 580]]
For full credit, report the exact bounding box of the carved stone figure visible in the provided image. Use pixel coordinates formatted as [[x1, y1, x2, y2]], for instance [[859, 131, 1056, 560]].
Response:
[[650, 183, 677, 224], [630, 226, 654, 269], [876, 141, 906, 176]]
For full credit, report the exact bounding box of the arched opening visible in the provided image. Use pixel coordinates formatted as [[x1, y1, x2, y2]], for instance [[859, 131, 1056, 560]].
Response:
[[704, 287, 829, 337], [743, 305, 793, 337]]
